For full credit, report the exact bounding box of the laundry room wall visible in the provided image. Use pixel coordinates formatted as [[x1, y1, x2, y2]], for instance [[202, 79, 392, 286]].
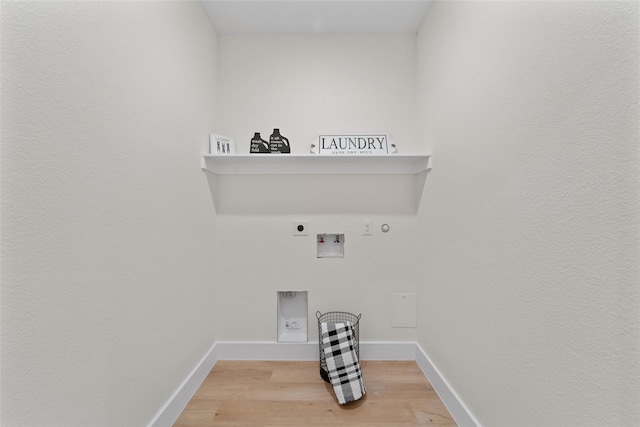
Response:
[[212, 34, 424, 343], [1, 2, 219, 425], [415, 2, 639, 426]]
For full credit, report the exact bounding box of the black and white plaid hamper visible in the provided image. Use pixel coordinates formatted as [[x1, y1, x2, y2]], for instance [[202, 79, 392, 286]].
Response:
[[320, 321, 366, 404]]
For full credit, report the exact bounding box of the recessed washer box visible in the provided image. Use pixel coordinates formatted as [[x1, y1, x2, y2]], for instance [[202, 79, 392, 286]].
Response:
[[317, 233, 344, 258]]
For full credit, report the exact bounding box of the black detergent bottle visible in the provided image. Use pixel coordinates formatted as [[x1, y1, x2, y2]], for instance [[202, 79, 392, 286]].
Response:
[[250, 132, 270, 153], [269, 129, 290, 154]]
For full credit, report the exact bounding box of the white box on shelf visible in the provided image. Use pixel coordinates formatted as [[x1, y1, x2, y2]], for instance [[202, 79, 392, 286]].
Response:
[[210, 133, 235, 155]]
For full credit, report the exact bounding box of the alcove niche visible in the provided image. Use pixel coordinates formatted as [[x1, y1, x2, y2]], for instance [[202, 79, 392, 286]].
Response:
[[199, 1, 433, 215]]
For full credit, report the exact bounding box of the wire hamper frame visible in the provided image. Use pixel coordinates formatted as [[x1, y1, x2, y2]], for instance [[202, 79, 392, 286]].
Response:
[[316, 311, 362, 383]]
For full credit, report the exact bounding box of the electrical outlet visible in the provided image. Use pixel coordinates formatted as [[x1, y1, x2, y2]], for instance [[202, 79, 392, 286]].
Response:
[[292, 220, 308, 236], [363, 220, 372, 235]]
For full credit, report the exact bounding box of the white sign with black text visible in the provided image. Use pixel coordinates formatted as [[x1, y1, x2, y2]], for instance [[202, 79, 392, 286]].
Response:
[[316, 134, 392, 155]]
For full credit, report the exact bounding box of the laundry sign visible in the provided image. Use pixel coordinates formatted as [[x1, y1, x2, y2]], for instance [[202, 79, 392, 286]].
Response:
[[316, 134, 391, 155]]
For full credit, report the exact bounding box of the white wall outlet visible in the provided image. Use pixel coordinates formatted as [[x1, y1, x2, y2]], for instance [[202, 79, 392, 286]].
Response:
[[292, 220, 308, 236], [363, 219, 373, 235]]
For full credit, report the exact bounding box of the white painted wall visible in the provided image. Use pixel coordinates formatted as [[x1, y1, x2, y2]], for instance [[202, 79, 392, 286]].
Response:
[[1, 2, 218, 425], [214, 214, 421, 342], [416, 2, 639, 426], [4, 2, 638, 426], [216, 34, 418, 153], [212, 34, 423, 343]]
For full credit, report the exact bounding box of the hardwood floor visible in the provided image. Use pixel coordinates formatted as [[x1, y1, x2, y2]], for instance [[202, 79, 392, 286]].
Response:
[[174, 360, 457, 426]]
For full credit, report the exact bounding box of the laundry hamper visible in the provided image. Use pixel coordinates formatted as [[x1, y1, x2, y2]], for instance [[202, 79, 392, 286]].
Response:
[[316, 311, 361, 383]]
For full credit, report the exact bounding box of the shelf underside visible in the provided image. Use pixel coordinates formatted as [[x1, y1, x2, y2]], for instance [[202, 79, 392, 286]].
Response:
[[201, 154, 431, 214], [201, 154, 431, 175]]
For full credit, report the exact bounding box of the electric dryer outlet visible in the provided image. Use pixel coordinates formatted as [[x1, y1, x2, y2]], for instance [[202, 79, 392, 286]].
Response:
[[292, 220, 308, 236]]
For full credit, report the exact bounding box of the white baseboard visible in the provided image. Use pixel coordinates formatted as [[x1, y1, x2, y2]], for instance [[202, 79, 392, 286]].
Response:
[[415, 343, 481, 427], [213, 341, 417, 361], [360, 341, 417, 360], [148, 341, 477, 427], [147, 343, 219, 427], [214, 341, 318, 360]]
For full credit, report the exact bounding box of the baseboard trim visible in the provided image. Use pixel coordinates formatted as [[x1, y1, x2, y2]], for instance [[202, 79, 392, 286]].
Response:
[[214, 341, 318, 360], [213, 341, 417, 361], [147, 343, 219, 427], [148, 341, 476, 427], [415, 343, 480, 427]]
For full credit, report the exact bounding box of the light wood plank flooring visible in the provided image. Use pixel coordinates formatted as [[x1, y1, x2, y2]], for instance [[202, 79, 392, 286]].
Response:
[[174, 360, 456, 426]]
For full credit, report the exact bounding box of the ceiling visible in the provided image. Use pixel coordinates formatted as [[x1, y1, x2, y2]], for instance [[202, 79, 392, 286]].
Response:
[[200, 1, 433, 35]]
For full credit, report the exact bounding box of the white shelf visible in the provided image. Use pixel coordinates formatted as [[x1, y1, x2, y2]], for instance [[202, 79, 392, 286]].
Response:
[[201, 154, 432, 214], [201, 154, 431, 175]]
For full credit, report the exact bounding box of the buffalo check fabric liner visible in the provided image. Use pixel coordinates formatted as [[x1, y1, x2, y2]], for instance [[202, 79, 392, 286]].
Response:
[[320, 321, 366, 404]]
